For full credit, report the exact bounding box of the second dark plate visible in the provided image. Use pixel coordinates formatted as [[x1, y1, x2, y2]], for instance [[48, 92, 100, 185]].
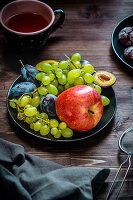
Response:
[[112, 14, 133, 70]]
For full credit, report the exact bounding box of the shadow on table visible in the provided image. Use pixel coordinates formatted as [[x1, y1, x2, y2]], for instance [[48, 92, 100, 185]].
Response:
[[0, 36, 62, 75]]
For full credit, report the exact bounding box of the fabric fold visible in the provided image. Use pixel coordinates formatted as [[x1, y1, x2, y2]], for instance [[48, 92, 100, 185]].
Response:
[[0, 139, 110, 200]]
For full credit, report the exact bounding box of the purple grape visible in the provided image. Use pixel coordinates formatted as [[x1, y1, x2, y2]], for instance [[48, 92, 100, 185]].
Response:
[[40, 94, 57, 117]]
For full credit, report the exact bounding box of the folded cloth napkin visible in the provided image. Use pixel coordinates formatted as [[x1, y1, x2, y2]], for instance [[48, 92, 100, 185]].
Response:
[[0, 139, 109, 200]]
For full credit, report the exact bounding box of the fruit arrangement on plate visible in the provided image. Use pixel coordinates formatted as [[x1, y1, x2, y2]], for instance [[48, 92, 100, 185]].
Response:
[[8, 53, 116, 140]]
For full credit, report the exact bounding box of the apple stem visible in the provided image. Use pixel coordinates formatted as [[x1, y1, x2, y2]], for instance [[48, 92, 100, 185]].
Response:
[[88, 110, 94, 114]]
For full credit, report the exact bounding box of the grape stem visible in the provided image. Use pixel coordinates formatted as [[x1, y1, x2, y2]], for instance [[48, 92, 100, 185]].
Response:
[[9, 99, 18, 109], [64, 54, 77, 69], [9, 88, 39, 111], [8, 99, 23, 112], [17, 106, 24, 112], [18, 88, 39, 100], [36, 116, 50, 124]]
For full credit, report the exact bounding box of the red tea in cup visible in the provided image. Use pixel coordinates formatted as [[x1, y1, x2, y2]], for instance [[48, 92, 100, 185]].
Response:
[[5, 12, 49, 33], [0, 0, 65, 49]]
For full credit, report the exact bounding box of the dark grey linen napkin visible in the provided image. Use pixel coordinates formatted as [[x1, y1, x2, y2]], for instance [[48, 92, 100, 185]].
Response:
[[0, 139, 109, 200]]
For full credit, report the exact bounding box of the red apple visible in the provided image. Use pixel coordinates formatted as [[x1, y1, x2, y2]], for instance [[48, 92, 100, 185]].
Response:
[[55, 85, 103, 132]]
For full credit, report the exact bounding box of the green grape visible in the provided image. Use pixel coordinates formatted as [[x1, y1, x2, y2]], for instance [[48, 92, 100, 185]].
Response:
[[24, 106, 37, 116], [51, 79, 58, 87], [34, 121, 42, 131], [56, 72, 63, 78], [61, 128, 73, 138], [65, 82, 70, 90], [41, 76, 51, 85], [55, 68, 63, 78], [46, 70, 52, 75], [51, 63, 58, 71], [74, 76, 84, 86], [46, 84, 58, 96], [30, 123, 34, 130], [58, 85, 64, 93], [70, 61, 81, 69], [38, 86, 48, 95], [35, 111, 40, 117], [58, 74, 67, 85], [84, 73, 94, 84], [51, 127, 58, 135], [40, 62, 52, 72], [101, 95, 110, 106], [33, 92, 39, 97], [40, 125, 50, 135], [59, 122, 67, 130], [67, 76, 75, 84], [17, 112, 25, 120], [50, 119, 59, 128], [58, 60, 69, 69], [66, 59, 71, 67], [82, 64, 94, 74], [30, 116, 37, 123], [36, 72, 45, 81], [40, 112, 48, 119], [25, 116, 33, 124], [30, 95, 40, 107], [90, 83, 102, 94], [68, 69, 81, 79], [24, 104, 32, 109], [71, 53, 81, 62], [17, 95, 31, 107], [54, 131, 61, 139], [48, 73, 55, 81], [58, 129, 62, 134], [80, 70, 85, 78], [9, 98, 18, 108], [55, 68, 62, 73], [62, 69, 69, 75]]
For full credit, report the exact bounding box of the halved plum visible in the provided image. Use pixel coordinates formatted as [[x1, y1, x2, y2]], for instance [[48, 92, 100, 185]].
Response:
[[93, 71, 116, 87], [36, 60, 59, 71]]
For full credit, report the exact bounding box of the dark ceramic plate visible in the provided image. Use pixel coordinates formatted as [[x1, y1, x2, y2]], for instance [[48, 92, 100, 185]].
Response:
[[7, 76, 117, 142], [112, 14, 133, 70]]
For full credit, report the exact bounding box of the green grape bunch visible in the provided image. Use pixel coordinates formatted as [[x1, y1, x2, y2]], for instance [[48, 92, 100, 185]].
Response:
[[9, 53, 113, 139]]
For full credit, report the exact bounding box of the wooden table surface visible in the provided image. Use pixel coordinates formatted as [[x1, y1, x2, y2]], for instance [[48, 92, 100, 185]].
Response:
[[0, 0, 133, 199]]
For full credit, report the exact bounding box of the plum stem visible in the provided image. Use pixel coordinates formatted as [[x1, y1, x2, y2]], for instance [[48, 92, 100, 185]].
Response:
[[19, 59, 24, 67]]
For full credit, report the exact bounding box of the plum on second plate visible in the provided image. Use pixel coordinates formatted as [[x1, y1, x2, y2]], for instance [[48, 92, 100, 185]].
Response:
[[124, 46, 133, 62], [40, 94, 57, 117], [9, 82, 36, 97], [119, 27, 133, 46], [21, 64, 39, 83]]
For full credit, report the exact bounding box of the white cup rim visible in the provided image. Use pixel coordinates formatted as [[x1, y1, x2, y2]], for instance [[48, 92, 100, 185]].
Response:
[[0, 0, 55, 36]]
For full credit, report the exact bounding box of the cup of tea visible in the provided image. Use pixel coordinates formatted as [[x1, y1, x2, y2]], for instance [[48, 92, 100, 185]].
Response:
[[0, 0, 65, 49]]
